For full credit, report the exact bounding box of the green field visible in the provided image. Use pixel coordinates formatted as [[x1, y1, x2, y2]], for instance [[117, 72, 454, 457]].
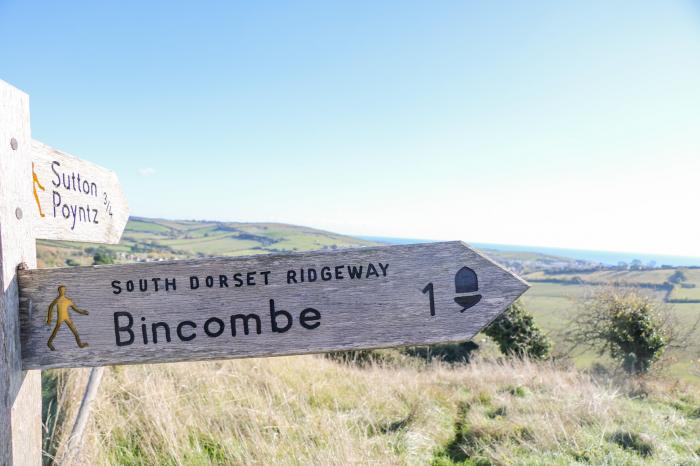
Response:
[[521, 282, 700, 383], [36, 217, 378, 268], [36, 217, 581, 269], [669, 285, 700, 302], [524, 269, 676, 286], [524, 267, 700, 306]]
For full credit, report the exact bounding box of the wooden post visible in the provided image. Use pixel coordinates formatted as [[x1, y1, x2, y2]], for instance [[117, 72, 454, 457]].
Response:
[[60, 367, 105, 463], [0, 81, 42, 464]]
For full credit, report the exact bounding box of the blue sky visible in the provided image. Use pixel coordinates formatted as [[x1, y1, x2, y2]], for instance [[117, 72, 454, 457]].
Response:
[[1, 1, 699, 256]]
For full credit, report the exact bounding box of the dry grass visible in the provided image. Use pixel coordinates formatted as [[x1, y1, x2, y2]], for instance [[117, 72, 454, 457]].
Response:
[[45, 356, 700, 465]]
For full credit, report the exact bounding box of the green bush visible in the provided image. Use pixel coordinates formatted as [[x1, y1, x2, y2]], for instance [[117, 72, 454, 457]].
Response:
[[567, 288, 669, 374], [668, 270, 686, 284], [483, 300, 551, 359], [603, 294, 666, 374], [93, 248, 115, 265]]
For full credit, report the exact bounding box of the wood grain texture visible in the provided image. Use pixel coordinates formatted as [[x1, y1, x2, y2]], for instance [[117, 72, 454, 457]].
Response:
[[29, 139, 128, 244], [19, 242, 528, 370], [0, 79, 42, 465]]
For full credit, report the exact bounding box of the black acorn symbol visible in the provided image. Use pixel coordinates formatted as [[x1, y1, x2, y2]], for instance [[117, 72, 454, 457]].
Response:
[[454, 267, 481, 312]]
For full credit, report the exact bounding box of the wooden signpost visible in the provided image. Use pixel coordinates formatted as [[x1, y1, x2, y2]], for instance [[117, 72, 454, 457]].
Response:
[[18, 242, 527, 370], [1, 78, 528, 465], [29, 140, 129, 244], [0, 79, 128, 465]]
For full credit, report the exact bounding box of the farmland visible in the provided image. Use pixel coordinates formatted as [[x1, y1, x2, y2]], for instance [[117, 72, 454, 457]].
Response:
[[523, 268, 700, 304], [36, 217, 378, 268], [519, 266, 700, 383], [519, 282, 700, 381]]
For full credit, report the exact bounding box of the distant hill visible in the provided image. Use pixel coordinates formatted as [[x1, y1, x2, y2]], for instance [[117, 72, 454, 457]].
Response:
[[36, 216, 378, 268], [359, 235, 584, 272], [37, 216, 586, 273]]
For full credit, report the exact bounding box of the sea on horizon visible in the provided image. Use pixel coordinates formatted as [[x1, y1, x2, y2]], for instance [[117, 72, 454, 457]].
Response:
[[357, 236, 700, 268]]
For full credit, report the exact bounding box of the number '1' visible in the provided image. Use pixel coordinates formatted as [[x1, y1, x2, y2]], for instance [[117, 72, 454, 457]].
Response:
[[422, 282, 435, 316]]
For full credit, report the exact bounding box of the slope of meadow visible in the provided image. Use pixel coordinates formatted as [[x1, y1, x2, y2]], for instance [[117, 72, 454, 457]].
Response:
[[47, 356, 700, 465]]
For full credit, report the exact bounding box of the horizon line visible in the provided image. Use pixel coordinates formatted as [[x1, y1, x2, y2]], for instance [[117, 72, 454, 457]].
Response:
[[125, 215, 700, 263]]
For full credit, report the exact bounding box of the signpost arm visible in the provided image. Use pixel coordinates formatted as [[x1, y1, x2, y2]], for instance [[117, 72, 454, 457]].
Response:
[[0, 81, 42, 465]]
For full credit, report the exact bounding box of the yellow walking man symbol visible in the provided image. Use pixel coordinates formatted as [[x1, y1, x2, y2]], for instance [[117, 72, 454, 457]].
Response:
[[46, 285, 89, 350], [32, 161, 46, 217]]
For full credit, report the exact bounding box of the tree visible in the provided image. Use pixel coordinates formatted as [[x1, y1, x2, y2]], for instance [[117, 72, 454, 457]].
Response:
[[668, 270, 687, 284], [565, 288, 672, 374], [93, 248, 115, 265], [483, 300, 551, 359]]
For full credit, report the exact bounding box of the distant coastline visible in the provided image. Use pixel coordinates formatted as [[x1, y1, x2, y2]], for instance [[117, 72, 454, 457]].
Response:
[[357, 236, 700, 267]]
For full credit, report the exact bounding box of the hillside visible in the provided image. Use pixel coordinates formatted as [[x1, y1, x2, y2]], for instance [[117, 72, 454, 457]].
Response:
[[37, 217, 589, 272], [36, 217, 378, 268]]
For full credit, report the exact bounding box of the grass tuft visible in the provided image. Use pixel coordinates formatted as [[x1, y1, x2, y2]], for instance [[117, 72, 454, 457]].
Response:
[[607, 430, 655, 457]]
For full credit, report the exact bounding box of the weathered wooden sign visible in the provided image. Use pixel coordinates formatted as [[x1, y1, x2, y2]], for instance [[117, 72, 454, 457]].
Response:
[[1, 78, 130, 464], [18, 241, 528, 369], [30, 140, 128, 244]]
